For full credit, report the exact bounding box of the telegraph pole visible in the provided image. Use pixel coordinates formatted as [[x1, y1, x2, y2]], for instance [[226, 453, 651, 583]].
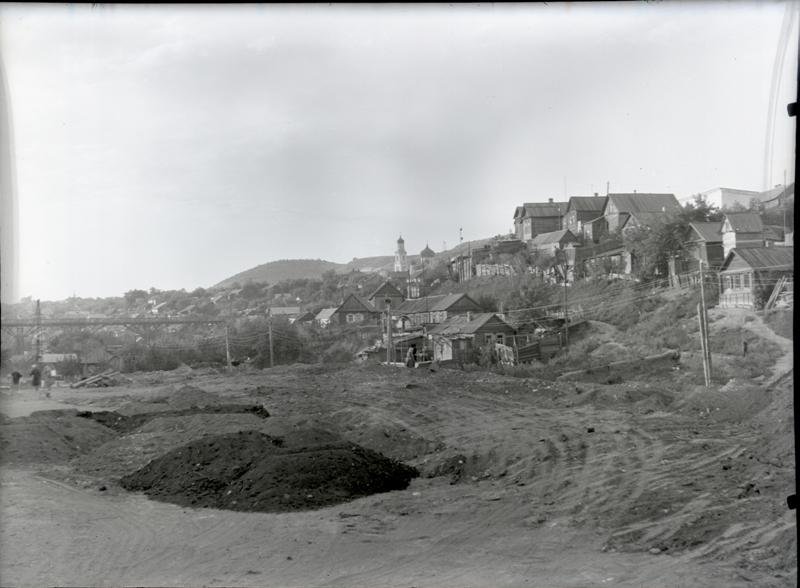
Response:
[[698, 260, 712, 381], [267, 308, 274, 368], [224, 323, 232, 372], [385, 299, 393, 364], [35, 299, 41, 363]]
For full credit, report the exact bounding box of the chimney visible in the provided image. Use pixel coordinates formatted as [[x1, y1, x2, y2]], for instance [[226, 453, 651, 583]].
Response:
[[548, 197, 554, 203], [594, 192, 599, 197], [466, 311, 472, 322]]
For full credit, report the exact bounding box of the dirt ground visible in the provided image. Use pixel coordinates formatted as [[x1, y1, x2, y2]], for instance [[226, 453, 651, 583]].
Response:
[[0, 314, 795, 587]]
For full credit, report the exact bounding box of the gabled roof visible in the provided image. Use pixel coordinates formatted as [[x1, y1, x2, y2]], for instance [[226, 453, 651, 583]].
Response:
[[522, 202, 568, 218], [368, 280, 404, 300], [723, 212, 763, 233], [295, 311, 316, 322], [720, 247, 794, 272], [429, 313, 514, 336], [396, 292, 480, 314], [688, 222, 723, 243], [530, 229, 579, 246], [624, 211, 678, 229], [763, 225, 785, 242], [513, 203, 537, 219], [566, 196, 607, 214], [762, 182, 794, 205], [335, 293, 376, 313], [314, 308, 338, 321], [604, 193, 681, 215], [270, 306, 301, 315]]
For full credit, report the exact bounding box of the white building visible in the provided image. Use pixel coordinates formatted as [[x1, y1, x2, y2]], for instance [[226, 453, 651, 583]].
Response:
[[394, 235, 408, 272], [687, 185, 787, 210]]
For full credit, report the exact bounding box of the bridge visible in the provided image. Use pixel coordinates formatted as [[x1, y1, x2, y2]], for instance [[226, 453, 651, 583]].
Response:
[[0, 315, 232, 356]]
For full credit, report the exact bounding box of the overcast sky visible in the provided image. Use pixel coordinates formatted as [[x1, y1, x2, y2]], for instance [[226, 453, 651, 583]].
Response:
[[1, 2, 797, 301]]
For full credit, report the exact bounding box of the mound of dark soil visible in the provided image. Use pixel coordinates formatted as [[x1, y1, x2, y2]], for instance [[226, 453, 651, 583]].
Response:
[[76, 404, 269, 434], [0, 410, 117, 465], [120, 431, 418, 513]]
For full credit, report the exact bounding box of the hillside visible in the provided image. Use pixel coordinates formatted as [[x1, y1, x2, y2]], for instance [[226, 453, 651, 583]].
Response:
[[214, 234, 504, 290], [214, 259, 346, 288]]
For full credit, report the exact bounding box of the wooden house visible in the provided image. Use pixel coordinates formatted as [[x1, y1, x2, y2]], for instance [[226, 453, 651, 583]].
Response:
[[314, 308, 338, 327], [721, 212, 765, 258], [686, 221, 725, 270], [603, 193, 681, 233], [530, 229, 580, 257], [368, 280, 405, 312], [563, 195, 607, 240], [331, 294, 380, 326], [395, 293, 483, 329], [514, 200, 568, 242], [428, 312, 516, 363], [718, 247, 794, 309]]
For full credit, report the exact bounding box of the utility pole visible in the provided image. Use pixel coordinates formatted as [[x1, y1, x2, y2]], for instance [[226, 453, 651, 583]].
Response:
[[561, 254, 569, 348], [35, 299, 41, 363], [224, 323, 232, 372], [267, 308, 274, 368], [698, 260, 712, 381], [385, 299, 393, 365]]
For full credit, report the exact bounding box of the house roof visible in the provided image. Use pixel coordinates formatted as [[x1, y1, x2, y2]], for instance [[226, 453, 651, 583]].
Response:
[[429, 312, 514, 336], [688, 222, 723, 243], [295, 311, 316, 322], [530, 229, 578, 246], [41, 353, 78, 364], [336, 294, 376, 314], [522, 202, 568, 218], [270, 306, 301, 315], [314, 308, 338, 321], [723, 212, 763, 233], [762, 182, 794, 205], [396, 292, 480, 315], [720, 247, 794, 272], [566, 196, 607, 214], [368, 280, 404, 300], [605, 193, 681, 215], [624, 211, 678, 229]]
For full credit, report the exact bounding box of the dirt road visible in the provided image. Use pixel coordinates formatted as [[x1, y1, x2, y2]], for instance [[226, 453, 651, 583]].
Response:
[[0, 357, 795, 587]]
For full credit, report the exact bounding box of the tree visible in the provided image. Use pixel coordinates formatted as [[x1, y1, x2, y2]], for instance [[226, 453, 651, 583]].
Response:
[[623, 217, 691, 281], [124, 289, 148, 307], [680, 200, 723, 223]]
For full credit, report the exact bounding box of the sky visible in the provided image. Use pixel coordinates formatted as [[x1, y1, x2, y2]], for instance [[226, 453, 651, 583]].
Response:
[[0, 1, 797, 301]]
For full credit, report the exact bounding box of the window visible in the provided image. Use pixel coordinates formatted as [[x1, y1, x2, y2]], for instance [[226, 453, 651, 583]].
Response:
[[496, 334, 504, 345], [743, 274, 751, 289], [484, 334, 493, 345]]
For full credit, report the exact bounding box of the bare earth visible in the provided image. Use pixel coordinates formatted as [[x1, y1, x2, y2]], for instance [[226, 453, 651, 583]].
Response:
[[0, 332, 795, 587]]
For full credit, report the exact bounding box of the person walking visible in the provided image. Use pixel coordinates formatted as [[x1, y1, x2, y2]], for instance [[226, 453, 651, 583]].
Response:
[[405, 344, 417, 368], [29, 364, 42, 396], [11, 370, 22, 392]]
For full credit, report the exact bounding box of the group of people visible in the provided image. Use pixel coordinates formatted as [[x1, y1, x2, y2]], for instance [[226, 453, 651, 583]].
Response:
[[8, 365, 49, 397]]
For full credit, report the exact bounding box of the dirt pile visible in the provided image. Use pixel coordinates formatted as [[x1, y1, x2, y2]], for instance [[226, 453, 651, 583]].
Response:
[[0, 410, 117, 465], [76, 404, 269, 434], [120, 430, 419, 513]]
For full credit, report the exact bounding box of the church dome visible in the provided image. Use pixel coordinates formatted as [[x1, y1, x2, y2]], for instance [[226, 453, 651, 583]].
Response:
[[420, 244, 435, 258]]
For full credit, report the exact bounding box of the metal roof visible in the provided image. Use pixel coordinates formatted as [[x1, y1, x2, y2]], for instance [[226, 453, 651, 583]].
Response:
[[566, 196, 607, 213], [429, 313, 514, 336], [605, 193, 681, 215], [723, 212, 763, 233], [720, 247, 794, 272], [314, 308, 338, 321], [688, 221, 723, 242], [530, 229, 579, 246]]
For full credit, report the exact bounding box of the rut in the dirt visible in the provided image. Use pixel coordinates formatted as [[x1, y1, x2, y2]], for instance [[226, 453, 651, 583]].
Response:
[[120, 430, 419, 513]]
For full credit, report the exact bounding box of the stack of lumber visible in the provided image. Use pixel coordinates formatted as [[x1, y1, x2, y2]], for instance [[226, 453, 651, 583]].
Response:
[[70, 370, 130, 389]]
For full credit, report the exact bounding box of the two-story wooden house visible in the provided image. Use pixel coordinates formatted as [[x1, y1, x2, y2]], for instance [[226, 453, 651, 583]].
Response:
[[367, 280, 405, 312], [514, 200, 568, 242], [603, 193, 682, 233], [562, 195, 607, 240]]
